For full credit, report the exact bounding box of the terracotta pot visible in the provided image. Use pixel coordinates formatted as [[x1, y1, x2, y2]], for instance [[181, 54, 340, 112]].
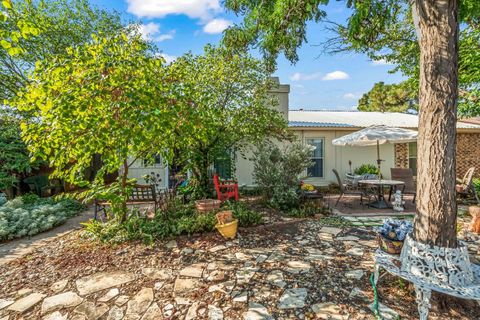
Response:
[[215, 219, 238, 239], [195, 199, 221, 213], [377, 234, 404, 254], [469, 205, 480, 234]]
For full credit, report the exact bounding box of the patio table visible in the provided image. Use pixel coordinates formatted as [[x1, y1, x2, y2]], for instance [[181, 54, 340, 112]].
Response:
[[358, 179, 405, 209]]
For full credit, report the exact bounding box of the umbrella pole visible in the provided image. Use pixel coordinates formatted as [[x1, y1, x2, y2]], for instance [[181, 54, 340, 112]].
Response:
[[376, 140, 382, 179]]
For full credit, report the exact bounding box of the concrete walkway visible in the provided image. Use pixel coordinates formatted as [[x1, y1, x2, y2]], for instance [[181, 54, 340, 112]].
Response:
[[0, 207, 94, 266]]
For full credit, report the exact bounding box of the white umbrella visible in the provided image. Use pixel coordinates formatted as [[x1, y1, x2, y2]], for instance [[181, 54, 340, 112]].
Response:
[[332, 125, 418, 174]]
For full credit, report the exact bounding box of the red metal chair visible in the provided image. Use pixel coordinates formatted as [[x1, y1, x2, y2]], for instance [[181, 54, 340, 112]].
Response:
[[213, 174, 239, 202]]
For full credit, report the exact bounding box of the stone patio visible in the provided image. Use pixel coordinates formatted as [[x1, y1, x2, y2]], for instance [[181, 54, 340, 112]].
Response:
[[0, 215, 479, 320]]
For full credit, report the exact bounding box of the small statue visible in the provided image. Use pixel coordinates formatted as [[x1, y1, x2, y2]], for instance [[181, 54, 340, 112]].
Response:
[[392, 190, 405, 212]]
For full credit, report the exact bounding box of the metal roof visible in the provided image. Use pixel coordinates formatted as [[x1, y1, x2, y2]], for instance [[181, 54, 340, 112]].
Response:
[[288, 111, 480, 130]]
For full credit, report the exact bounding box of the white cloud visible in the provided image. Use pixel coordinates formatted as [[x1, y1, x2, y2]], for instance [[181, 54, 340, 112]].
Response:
[[372, 58, 392, 66], [159, 53, 177, 64], [137, 22, 175, 42], [343, 93, 357, 99], [322, 71, 350, 81], [127, 0, 221, 20], [289, 72, 321, 81], [203, 18, 232, 34]]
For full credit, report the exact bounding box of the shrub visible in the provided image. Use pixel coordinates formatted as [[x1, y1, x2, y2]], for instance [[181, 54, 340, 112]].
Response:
[[252, 141, 313, 210], [0, 196, 84, 241], [353, 164, 379, 175], [226, 201, 263, 227], [287, 202, 319, 218], [474, 178, 480, 195], [0, 193, 6, 206]]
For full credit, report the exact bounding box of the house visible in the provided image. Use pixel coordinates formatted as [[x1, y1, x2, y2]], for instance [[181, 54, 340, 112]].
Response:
[[128, 78, 480, 188]]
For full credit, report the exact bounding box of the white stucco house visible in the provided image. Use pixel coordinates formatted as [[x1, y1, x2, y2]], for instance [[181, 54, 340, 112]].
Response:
[[128, 78, 480, 189]]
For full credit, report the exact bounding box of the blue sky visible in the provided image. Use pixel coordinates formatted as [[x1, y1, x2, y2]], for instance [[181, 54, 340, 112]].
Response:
[[91, 0, 405, 110]]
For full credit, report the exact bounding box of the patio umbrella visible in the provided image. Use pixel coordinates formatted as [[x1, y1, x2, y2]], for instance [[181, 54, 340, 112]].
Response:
[[332, 125, 418, 175]]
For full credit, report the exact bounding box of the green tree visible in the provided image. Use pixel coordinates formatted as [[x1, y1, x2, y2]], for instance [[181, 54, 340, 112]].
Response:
[[12, 33, 177, 221], [0, 0, 123, 101], [170, 45, 289, 198], [0, 109, 38, 193], [358, 81, 417, 112], [223, 0, 480, 250]]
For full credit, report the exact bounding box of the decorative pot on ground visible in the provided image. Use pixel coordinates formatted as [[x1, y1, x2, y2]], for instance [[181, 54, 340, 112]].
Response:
[[195, 199, 221, 213], [376, 219, 413, 254], [469, 205, 480, 234], [215, 210, 238, 239]]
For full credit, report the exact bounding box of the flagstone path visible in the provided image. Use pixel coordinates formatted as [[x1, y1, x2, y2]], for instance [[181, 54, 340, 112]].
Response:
[[0, 216, 479, 320]]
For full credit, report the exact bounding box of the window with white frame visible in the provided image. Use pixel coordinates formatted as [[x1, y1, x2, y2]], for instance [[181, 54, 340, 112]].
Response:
[[306, 138, 324, 178], [143, 154, 162, 168], [408, 142, 417, 174]]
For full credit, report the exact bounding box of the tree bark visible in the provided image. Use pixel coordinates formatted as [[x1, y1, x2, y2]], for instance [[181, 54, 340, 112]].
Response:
[[412, 0, 459, 248]]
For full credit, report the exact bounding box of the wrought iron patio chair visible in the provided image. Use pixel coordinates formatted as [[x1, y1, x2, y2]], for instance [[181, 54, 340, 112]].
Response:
[[390, 168, 417, 203], [332, 169, 374, 207]]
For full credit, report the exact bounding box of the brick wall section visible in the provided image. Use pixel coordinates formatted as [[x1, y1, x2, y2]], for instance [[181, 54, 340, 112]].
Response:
[[394, 143, 409, 168], [457, 133, 480, 178], [393, 133, 480, 177]]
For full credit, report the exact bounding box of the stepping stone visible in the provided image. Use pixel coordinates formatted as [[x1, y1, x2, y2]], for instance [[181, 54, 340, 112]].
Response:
[[165, 240, 177, 248], [243, 302, 273, 320], [209, 245, 227, 253], [369, 302, 400, 320], [286, 260, 311, 274], [235, 252, 251, 261], [50, 280, 68, 294], [174, 278, 201, 294], [266, 270, 286, 288], [8, 292, 46, 313], [346, 247, 364, 257], [180, 264, 205, 278], [345, 270, 365, 280], [0, 299, 14, 310], [336, 236, 359, 241], [278, 288, 308, 309], [16, 288, 33, 297], [175, 297, 192, 305], [318, 233, 334, 241], [236, 267, 258, 284], [185, 302, 200, 320], [320, 227, 342, 236], [232, 291, 248, 303], [208, 305, 223, 320], [141, 268, 173, 280], [125, 288, 153, 318], [76, 271, 135, 296], [98, 288, 119, 302], [311, 302, 345, 319], [41, 291, 83, 314], [73, 301, 109, 320], [107, 305, 124, 320], [43, 311, 68, 320], [114, 295, 130, 306], [141, 302, 162, 320]]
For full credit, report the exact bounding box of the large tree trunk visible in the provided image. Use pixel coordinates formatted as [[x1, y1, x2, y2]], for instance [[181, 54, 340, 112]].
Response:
[[412, 0, 459, 248]]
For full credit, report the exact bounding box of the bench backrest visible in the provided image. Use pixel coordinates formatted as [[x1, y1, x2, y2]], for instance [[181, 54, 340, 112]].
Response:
[[129, 184, 157, 202]]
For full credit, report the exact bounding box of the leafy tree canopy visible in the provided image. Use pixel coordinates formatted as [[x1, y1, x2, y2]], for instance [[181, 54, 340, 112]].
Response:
[[358, 81, 417, 113], [170, 45, 290, 197], [0, 0, 123, 101], [12, 33, 178, 218]]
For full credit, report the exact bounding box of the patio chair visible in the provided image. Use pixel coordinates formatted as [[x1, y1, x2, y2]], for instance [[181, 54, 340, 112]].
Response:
[[332, 169, 373, 207], [390, 168, 417, 203], [23, 175, 64, 197], [456, 167, 479, 204], [213, 174, 239, 202]]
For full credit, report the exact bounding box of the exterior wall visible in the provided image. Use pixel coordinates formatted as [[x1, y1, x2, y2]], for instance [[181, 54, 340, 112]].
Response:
[[394, 143, 409, 168], [128, 158, 168, 189], [457, 133, 480, 178]]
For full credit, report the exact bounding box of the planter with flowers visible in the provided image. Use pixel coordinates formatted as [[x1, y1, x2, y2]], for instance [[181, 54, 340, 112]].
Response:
[[300, 182, 317, 194], [215, 210, 238, 239], [376, 219, 413, 254]]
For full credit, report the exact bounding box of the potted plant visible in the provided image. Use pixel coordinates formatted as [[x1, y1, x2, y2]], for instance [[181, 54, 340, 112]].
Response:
[[376, 219, 413, 254], [469, 205, 480, 234], [215, 210, 238, 239], [301, 183, 317, 194], [195, 199, 221, 213]]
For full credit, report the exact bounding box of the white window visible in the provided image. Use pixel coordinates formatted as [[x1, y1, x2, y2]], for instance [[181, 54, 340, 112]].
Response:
[[408, 142, 417, 174], [306, 138, 324, 178], [143, 154, 162, 168]]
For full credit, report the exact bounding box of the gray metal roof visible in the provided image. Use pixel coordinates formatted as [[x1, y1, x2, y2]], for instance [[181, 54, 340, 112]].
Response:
[[288, 110, 480, 130]]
